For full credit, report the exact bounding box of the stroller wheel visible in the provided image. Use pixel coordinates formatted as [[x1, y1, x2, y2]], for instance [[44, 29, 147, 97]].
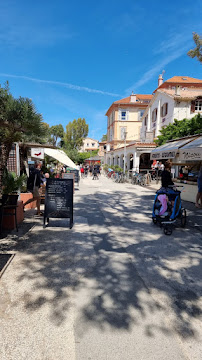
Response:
[[164, 226, 172, 235], [152, 218, 157, 224], [180, 209, 187, 228]]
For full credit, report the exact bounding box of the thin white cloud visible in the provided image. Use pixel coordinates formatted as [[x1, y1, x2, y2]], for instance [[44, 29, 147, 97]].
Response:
[[153, 33, 188, 55], [126, 38, 192, 93], [0, 73, 121, 97]]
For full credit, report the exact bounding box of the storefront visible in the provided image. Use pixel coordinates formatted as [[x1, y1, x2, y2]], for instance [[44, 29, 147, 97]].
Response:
[[84, 155, 102, 166], [150, 135, 202, 203]]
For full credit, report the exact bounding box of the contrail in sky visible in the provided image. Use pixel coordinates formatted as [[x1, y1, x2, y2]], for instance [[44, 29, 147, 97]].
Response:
[[0, 73, 121, 97]]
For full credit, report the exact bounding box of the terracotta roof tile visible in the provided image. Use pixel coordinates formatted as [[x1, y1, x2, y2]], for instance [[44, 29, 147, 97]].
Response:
[[153, 76, 202, 93], [165, 76, 202, 84], [159, 88, 202, 99], [114, 94, 152, 104]]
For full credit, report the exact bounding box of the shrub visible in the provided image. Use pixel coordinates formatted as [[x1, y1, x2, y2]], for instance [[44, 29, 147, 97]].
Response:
[[2, 171, 27, 194]]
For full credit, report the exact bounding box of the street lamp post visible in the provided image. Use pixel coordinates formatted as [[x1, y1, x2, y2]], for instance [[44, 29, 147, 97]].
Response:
[[123, 129, 127, 174]]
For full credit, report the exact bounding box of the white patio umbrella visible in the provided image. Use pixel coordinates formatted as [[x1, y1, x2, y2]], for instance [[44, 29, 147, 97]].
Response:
[[44, 148, 77, 169]]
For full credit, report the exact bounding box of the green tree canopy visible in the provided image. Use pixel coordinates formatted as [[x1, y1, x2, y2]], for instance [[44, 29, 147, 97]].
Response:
[[155, 114, 202, 146], [101, 134, 107, 141], [63, 147, 80, 164], [49, 124, 64, 146], [77, 151, 91, 164], [64, 118, 88, 150], [187, 32, 202, 63]]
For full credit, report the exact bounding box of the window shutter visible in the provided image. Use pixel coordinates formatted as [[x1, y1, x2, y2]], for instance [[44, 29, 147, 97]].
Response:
[[191, 101, 195, 113], [118, 110, 121, 120], [165, 103, 168, 115], [126, 111, 129, 120]]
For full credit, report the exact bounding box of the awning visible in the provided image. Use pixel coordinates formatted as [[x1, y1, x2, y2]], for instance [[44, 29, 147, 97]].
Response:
[[85, 156, 101, 161], [150, 138, 197, 160], [179, 136, 202, 161], [44, 148, 77, 169]]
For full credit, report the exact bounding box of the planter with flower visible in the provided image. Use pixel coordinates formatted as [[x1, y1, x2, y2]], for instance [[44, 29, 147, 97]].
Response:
[[1, 172, 27, 230]]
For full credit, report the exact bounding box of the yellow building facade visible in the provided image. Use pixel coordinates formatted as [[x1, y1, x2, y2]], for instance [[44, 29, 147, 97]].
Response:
[[106, 93, 153, 150]]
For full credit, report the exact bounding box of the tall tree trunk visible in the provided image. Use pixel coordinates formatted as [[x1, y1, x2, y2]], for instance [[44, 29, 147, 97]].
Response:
[[0, 143, 12, 194]]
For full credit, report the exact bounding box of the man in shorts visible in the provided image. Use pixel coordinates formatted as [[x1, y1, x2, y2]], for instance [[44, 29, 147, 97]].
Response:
[[23, 160, 42, 215]]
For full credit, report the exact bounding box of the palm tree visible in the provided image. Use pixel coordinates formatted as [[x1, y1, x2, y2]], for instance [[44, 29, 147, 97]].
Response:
[[0, 83, 46, 190]]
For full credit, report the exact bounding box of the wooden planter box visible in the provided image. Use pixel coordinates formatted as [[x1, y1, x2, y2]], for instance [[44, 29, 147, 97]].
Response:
[[20, 193, 37, 209], [2, 200, 24, 230]]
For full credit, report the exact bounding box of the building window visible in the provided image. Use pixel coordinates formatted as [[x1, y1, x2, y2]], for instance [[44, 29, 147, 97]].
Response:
[[120, 127, 127, 140], [86, 143, 89, 147], [161, 103, 168, 117], [110, 128, 113, 141], [118, 109, 128, 121], [92, 143, 95, 147], [121, 111, 126, 120], [144, 115, 148, 127], [195, 100, 202, 111], [152, 108, 157, 122], [139, 110, 145, 120]]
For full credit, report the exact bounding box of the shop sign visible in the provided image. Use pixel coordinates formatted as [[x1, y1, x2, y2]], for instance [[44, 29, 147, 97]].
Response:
[[161, 151, 176, 159], [150, 152, 161, 160], [150, 150, 176, 160], [179, 149, 202, 161], [31, 148, 44, 159]]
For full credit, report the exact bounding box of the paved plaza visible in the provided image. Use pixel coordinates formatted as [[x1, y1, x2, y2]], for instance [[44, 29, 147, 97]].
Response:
[[0, 175, 202, 360]]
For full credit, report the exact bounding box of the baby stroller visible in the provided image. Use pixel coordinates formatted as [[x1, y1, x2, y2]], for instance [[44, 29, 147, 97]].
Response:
[[152, 185, 186, 235]]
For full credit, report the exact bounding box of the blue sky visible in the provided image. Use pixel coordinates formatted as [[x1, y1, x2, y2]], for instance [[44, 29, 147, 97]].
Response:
[[0, 0, 201, 140]]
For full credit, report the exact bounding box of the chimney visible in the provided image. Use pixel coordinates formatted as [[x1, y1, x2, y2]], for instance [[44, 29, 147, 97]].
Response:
[[175, 85, 181, 96], [130, 91, 136, 103], [158, 74, 163, 87]]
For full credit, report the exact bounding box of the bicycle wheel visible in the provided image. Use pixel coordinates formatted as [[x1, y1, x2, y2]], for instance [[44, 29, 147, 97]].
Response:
[[164, 226, 172, 235]]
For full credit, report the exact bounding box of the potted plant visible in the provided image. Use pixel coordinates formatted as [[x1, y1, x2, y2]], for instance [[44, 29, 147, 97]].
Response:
[[2, 171, 27, 205]]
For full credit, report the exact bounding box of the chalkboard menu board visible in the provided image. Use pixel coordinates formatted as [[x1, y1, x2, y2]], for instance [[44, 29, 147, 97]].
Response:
[[70, 169, 79, 183], [63, 173, 74, 180], [43, 178, 73, 228], [65, 169, 80, 183]]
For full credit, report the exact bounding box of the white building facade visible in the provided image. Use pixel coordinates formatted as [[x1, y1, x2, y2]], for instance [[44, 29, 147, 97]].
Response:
[[141, 76, 202, 142], [80, 137, 99, 152], [104, 142, 156, 172]]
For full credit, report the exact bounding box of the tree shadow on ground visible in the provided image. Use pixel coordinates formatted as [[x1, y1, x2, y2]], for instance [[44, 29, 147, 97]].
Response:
[[74, 189, 202, 338], [2, 186, 202, 341]]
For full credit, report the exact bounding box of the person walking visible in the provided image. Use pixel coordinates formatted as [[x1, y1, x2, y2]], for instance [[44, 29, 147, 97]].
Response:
[[196, 166, 202, 208], [161, 160, 174, 188], [84, 166, 88, 177], [92, 166, 98, 180], [23, 160, 43, 215], [80, 166, 84, 178]]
